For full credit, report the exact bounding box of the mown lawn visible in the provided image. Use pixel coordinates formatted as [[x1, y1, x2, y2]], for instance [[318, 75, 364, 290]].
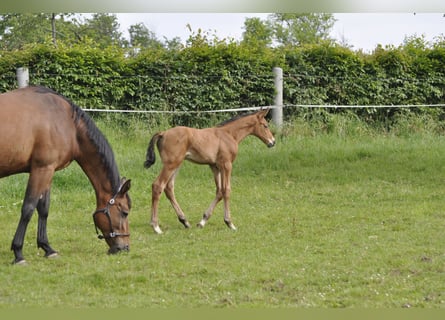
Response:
[[0, 114, 444, 308]]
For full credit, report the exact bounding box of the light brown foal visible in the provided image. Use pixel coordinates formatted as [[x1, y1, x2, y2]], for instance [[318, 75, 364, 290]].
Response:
[[144, 109, 276, 234]]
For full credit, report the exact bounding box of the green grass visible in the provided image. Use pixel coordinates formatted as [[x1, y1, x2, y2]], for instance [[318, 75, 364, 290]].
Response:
[[1, 114, 445, 308]]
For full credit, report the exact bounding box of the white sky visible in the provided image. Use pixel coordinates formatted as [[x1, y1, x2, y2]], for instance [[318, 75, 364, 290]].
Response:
[[115, 13, 445, 51]]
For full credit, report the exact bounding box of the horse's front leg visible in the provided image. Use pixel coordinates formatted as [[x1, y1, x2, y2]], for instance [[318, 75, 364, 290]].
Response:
[[36, 189, 58, 258], [197, 165, 223, 228]]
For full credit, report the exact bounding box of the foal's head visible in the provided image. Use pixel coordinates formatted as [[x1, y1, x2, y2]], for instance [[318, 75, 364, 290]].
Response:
[[252, 109, 276, 148]]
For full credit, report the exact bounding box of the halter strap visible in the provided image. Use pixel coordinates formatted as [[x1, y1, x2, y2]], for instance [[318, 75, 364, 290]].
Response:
[[92, 196, 130, 240]]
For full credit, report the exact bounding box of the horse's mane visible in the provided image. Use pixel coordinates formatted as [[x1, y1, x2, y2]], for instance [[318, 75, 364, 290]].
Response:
[[216, 111, 256, 127], [33, 86, 121, 193]]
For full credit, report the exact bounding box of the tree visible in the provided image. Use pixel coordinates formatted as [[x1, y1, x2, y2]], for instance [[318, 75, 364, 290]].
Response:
[[0, 13, 79, 50], [0, 13, 127, 50], [164, 37, 183, 50], [128, 22, 163, 49], [81, 13, 126, 48], [268, 13, 336, 46], [241, 17, 273, 48]]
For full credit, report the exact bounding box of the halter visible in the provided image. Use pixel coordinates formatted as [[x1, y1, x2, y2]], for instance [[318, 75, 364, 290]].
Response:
[[92, 195, 130, 240]]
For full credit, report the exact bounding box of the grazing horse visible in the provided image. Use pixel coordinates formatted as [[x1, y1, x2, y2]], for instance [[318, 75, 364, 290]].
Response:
[[144, 108, 275, 234], [0, 86, 132, 264]]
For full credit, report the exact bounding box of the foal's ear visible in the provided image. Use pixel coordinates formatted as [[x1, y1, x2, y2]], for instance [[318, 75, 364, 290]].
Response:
[[259, 108, 270, 118], [118, 178, 132, 194]]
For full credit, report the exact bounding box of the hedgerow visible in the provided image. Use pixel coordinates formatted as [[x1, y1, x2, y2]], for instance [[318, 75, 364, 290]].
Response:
[[0, 37, 444, 126]]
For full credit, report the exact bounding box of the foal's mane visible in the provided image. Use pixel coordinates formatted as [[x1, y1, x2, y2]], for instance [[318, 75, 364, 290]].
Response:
[[33, 86, 121, 193], [216, 111, 257, 127]]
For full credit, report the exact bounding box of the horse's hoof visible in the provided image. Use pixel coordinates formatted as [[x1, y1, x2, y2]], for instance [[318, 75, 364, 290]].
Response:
[[13, 259, 27, 266], [46, 252, 59, 259], [153, 225, 163, 234]]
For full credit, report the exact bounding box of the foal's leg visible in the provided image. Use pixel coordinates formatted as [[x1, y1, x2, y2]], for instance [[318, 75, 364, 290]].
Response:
[[221, 162, 236, 230], [197, 165, 223, 228], [164, 169, 191, 229], [36, 189, 58, 258], [151, 165, 178, 234]]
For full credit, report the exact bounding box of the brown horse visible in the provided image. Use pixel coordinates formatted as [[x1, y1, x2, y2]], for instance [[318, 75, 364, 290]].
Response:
[[144, 108, 275, 234], [0, 86, 132, 264]]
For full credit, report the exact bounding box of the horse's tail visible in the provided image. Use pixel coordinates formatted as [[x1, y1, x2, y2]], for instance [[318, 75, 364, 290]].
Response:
[[144, 132, 162, 169]]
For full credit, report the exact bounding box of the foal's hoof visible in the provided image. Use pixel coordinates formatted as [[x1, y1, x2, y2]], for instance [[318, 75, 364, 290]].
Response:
[[179, 218, 191, 229], [197, 220, 206, 228], [225, 221, 237, 231], [153, 225, 163, 234]]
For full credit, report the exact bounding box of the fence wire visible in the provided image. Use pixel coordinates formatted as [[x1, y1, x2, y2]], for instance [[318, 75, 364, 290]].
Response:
[[82, 103, 445, 114]]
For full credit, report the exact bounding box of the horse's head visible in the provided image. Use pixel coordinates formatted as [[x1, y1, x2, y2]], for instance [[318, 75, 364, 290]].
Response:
[[253, 108, 276, 148], [93, 178, 132, 254]]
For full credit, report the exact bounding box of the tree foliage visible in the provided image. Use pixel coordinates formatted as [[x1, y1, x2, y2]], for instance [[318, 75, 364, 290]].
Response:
[[0, 13, 139, 49], [128, 22, 163, 49], [269, 13, 336, 46], [241, 13, 336, 48], [0, 13, 80, 49], [241, 17, 274, 48], [80, 13, 126, 48]]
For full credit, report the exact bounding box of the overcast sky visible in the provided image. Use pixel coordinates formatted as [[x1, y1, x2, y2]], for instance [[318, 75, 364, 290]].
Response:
[[115, 13, 445, 51]]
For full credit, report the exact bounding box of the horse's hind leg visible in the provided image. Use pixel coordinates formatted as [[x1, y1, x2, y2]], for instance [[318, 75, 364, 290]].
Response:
[[36, 189, 58, 258], [11, 168, 54, 264], [164, 170, 191, 229], [11, 195, 38, 264]]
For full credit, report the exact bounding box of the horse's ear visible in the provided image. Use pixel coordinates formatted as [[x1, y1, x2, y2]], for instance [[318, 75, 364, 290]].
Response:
[[118, 178, 131, 194]]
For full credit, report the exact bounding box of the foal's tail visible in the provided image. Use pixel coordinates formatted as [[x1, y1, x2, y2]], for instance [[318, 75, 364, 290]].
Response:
[[144, 132, 163, 169]]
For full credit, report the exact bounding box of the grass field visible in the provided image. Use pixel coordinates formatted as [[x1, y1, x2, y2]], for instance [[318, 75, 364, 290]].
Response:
[[0, 113, 445, 308]]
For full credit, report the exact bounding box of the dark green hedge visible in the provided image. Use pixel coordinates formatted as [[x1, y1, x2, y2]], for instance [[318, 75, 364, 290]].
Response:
[[0, 40, 444, 126]]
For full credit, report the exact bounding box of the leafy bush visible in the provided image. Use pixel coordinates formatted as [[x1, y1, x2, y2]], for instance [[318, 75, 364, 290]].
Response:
[[0, 37, 444, 127]]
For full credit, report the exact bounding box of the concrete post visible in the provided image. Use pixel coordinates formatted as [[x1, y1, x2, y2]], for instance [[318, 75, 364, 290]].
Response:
[[16, 67, 29, 88], [272, 67, 283, 128]]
